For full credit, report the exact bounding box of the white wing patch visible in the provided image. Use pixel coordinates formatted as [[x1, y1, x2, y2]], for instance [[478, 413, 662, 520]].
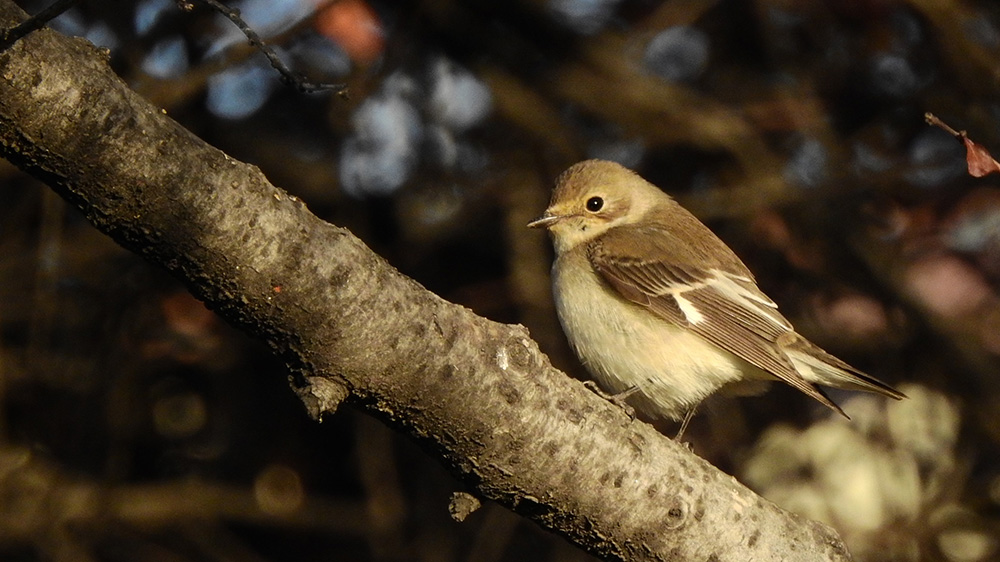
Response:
[[650, 270, 792, 330], [673, 293, 705, 324], [646, 275, 709, 325], [631, 266, 790, 330], [711, 271, 792, 330]]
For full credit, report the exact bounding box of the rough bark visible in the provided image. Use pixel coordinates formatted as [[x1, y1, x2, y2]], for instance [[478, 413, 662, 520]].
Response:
[[0, 2, 852, 561]]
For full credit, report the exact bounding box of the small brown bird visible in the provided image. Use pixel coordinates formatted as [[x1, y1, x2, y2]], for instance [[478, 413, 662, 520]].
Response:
[[529, 160, 903, 432]]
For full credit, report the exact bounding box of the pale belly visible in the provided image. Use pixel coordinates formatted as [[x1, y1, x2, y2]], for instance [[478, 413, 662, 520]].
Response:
[[552, 252, 755, 420]]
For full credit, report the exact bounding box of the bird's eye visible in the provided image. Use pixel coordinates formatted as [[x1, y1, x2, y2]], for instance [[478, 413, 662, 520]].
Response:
[[586, 196, 604, 212]]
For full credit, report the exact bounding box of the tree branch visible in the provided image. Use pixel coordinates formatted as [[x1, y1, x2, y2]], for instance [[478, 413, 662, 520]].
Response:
[[0, 2, 851, 560], [195, 0, 348, 95]]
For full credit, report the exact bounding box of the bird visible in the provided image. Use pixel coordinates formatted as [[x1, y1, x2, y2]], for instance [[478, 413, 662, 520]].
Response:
[[528, 159, 904, 435]]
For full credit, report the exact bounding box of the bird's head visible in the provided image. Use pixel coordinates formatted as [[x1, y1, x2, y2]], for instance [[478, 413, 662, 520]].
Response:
[[528, 159, 666, 254]]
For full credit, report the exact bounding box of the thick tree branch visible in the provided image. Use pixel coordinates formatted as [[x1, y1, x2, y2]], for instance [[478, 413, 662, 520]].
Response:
[[0, 2, 850, 560]]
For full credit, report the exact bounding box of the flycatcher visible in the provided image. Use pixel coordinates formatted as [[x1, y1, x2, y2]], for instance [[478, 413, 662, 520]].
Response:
[[529, 159, 903, 431]]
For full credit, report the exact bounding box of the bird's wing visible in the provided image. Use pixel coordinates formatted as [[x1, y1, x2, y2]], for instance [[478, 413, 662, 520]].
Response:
[[587, 224, 846, 416]]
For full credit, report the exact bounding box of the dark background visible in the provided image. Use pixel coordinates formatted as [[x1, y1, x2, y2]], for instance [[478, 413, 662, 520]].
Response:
[[2, 0, 999, 561]]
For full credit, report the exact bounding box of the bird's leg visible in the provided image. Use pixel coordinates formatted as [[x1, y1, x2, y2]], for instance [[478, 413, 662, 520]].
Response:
[[583, 381, 638, 419], [674, 407, 698, 441]]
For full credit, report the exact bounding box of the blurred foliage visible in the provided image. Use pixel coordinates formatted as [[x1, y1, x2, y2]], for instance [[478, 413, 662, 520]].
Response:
[[4, 0, 1000, 560]]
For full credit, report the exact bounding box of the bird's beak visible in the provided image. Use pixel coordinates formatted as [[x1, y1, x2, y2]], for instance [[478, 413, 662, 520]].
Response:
[[527, 213, 562, 229]]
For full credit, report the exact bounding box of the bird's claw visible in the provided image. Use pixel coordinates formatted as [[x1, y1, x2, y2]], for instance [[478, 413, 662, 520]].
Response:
[[584, 381, 638, 420]]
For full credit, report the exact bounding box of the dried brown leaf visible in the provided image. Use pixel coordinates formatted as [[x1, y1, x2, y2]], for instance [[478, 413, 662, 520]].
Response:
[[962, 136, 1000, 177]]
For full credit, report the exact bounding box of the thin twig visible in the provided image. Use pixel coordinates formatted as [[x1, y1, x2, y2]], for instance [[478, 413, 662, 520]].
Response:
[[0, 0, 81, 51], [196, 0, 348, 96], [925, 112, 963, 138]]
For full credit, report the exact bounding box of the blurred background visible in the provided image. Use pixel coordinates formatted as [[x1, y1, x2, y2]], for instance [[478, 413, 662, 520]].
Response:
[[2, 0, 1000, 560]]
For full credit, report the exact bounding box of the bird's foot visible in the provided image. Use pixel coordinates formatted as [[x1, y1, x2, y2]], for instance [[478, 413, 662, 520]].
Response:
[[584, 381, 638, 420]]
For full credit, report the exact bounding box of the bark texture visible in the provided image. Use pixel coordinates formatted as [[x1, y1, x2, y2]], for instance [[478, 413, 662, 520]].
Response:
[[0, 2, 852, 560]]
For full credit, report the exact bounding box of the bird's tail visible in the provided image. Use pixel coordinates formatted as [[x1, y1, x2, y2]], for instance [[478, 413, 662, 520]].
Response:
[[785, 338, 906, 400]]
